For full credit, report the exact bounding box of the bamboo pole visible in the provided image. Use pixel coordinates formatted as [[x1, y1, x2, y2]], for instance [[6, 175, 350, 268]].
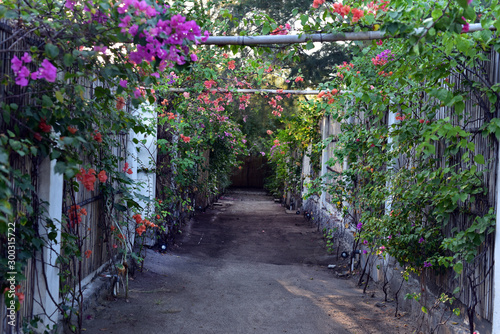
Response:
[[199, 23, 492, 45]]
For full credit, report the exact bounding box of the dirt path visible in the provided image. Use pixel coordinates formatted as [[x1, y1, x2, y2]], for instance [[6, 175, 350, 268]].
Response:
[[83, 189, 417, 334]]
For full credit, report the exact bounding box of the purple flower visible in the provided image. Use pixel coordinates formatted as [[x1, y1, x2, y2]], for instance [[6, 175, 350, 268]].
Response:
[[21, 52, 32, 63], [119, 79, 128, 88], [151, 72, 160, 78], [190, 53, 198, 62], [65, 0, 76, 9], [201, 30, 210, 42], [129, 24, 139, 36], [260, 152, 265, 156], [119, 16, 131, 32], [418, 237, 425, 244], [462, 17, 469, 33], [363, 250, 368, 254], [11, 56, 23, 73], [356, 222, 363, 230], [94, 45, 107, 53], [133, 88, 142, 99], [424, 261, 432, 268], [15, 66, 30, 86], [363, 240, 368, 245], [38, 59, 57, 82]]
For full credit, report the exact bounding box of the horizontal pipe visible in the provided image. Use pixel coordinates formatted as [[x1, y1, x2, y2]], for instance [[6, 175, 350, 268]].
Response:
[[199, 23, 491, 45]]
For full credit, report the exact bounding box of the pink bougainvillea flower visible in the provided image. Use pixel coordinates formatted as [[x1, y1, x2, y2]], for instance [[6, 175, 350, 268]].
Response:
[[228, 60, 236, 70], [37, 59, 57, 82], [11, 56, 23, 72], [183, 92, 190, 99], [119, 79, 128, 88], [129, 24, 139, 36], [190, 53, 198, 62], [93, 45, 107, 53], [461, 17, 469, 33], [21, 52, 32, 63], [201, 30, 210, 42], [65, 0, 76, 9], [15, 66, 30, 86], [294, 76, 304, 82], [133, 88, 142, 99]]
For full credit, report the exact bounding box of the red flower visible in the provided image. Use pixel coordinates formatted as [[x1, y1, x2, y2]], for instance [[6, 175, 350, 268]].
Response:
[[94, 131, 102, 143], [39, 118, 52, 133], [312, 0, 325, 8], [67, 126, 78, 134], [180, 134, 191, 143], [136, 224, 146, 236], [294, 77, 304, 82], [228, 60, 235, 70], [34, 133, 42, 141], [132, 213, 143, 224], [126, 168, 133, 174], [84, 250, 92, 259], [98, 170, 107, 182], [76, 168, 97, 191], [123, 162, 129, 172]]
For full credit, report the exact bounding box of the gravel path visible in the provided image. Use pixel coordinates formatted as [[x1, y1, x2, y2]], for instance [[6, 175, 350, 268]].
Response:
[[83, 189, 418, 334]]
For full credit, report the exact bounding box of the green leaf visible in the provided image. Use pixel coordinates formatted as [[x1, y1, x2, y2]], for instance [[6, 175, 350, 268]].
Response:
[[300, 14, 308, 26], [453, 308, 460, 316], [55, 91, 64, 103], [305, 40, 314, 50], [63, 53, 74, 67], [421, 306, 428, 314], [431, 9, 443, 21], [45, 44, 59, 58], [453, 261, 463, 275], [456, 0, 469, 8], [42, 95, 53, 107], [474, 154, 485, 164]]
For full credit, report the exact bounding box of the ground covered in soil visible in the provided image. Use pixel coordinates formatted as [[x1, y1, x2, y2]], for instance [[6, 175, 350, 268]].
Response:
[[83, 189, 419, 334]]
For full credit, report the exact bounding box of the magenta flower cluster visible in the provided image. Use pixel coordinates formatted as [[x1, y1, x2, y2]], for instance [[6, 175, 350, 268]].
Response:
[[115, 0, 209, 69], [12, 53, 57, 87], [371, 49, 395, 66]]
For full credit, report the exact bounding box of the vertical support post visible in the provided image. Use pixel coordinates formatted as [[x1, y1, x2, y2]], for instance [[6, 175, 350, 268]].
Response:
[[33, 157, 63, 329], [493, 141, 500, 332], [320, 116, 329, 209]]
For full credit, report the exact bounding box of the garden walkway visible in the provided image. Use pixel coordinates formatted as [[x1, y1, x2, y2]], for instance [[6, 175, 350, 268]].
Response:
[[83, 189, 417, 334]]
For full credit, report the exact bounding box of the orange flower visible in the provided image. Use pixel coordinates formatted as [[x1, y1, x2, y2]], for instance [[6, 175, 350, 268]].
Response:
[[94, 131, 102, 143], [156, 215, 160, 219], [132, 214, 143, 224], [136, 224, 146, 236], [67, 126, 78, 134], [98, 170, 107, 183], [85, 250, 92, 258], [116, 96, 126, 110]]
